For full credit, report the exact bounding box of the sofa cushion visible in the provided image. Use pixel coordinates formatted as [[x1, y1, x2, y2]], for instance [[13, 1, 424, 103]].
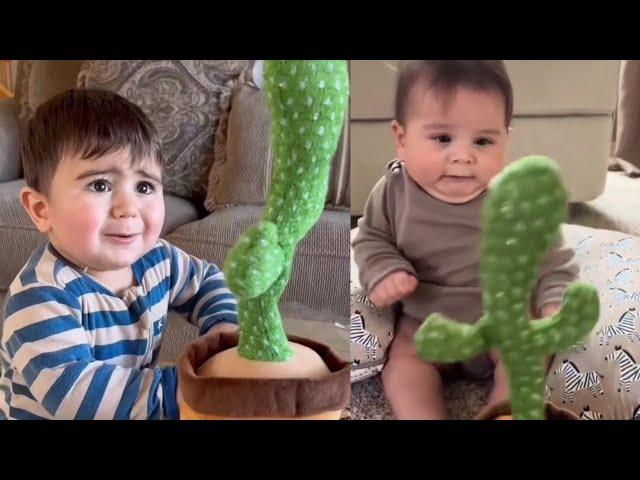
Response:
[[0, 179, 200, 290], [0, 179, 46, 290], [506, 60, 619, 116], [350, 60, 619, 120], [0, 289, 6, 335], [0, 98, 21, 182], [508, 116, 611, 202], [165, 205, 349, 316], [162, 195, 200, 238], [77, 60, 249, 201], [205, 79, 349, 212]]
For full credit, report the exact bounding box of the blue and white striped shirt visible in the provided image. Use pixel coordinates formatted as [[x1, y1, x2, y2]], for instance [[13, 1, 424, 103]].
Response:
[[0, 239, 237, 420]]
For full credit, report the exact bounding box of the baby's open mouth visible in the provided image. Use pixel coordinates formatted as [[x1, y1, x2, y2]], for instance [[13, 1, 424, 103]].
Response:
[[104, 233, 140, 244]]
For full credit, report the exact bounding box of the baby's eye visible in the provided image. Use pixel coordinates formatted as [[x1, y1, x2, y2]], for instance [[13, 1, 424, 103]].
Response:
[[136, 181, 156, 195], [432, 134, 451, 144], [475, 137, 494, 146], [88, 179, 111, 193]]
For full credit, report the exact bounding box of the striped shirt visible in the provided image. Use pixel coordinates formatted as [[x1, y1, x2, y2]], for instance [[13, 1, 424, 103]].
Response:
[[0, 239, 237, 420]]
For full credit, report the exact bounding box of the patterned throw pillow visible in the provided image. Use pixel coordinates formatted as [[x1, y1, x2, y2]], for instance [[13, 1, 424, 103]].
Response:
[[547, 224, 640, 420], [77, 60, 249, 200], [350, 229, 395, 383]]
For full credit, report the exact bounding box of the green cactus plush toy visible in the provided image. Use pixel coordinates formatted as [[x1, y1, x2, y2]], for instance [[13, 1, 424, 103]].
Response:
[[224, 60, 348, 363], [414, 156, 600, 420], [200, 61, 348, 370]]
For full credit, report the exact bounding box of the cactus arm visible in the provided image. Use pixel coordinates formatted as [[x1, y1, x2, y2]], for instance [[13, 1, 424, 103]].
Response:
[[415, 314, 490, 363], [224, 222, 284, 299], [530, 283, 600, 356]]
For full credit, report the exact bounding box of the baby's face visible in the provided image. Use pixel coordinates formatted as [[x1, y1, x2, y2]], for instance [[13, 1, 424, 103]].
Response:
[[45, 149, 165, 273], [392, 85, 508, 204]]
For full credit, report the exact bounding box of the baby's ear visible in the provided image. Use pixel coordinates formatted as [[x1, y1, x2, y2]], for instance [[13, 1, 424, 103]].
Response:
[[20, 186, 51, 234], [390, 120, 407, 160]]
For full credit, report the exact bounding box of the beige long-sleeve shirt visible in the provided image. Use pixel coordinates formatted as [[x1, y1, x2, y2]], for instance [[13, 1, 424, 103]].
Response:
[[353, 160, 579, 325]]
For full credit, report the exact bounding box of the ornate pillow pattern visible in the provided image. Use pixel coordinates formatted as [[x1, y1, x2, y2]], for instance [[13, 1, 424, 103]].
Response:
[[78, 60, 249, 200]]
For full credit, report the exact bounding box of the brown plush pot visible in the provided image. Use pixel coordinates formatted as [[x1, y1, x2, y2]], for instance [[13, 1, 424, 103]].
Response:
[[475, 400, 580, 420], [177, 331, 350, 420]]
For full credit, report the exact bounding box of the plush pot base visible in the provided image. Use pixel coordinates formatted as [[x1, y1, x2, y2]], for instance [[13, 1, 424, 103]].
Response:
[[198, 342, 331, 380], [177, 331, 349, 419], [475, 400, 580, 420], [178, 400, 342, 420]]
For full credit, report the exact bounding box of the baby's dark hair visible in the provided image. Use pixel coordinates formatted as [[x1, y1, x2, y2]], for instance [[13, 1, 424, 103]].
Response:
[[21, 88, 163, 195], [394, 60, 513, 128]]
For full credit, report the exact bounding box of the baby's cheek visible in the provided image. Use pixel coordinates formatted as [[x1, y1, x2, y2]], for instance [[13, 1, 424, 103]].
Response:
[[144, 201, 165, 238], [67, 206, 104, 237], [407, 160, 440, 185], [481, 158, 507, 184], [418, 163, 444, 185], [56, 207, 104, 256]]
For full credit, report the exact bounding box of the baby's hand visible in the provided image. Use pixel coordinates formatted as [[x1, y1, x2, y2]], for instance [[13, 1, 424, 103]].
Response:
[[368, 271, 418, 308]]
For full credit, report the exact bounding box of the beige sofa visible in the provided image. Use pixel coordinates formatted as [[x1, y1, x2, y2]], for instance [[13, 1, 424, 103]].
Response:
[[350, 60, 620, 216], [0, 60, 350, 363]]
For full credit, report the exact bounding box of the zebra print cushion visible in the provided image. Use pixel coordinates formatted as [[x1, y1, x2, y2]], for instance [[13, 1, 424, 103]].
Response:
[[350, 293, 395, 383], [547, 224, 640, 420], [350, 229, 395, 383]]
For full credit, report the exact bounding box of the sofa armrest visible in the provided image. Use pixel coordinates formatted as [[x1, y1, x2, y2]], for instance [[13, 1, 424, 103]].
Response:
[[0, 98, 21, 183]]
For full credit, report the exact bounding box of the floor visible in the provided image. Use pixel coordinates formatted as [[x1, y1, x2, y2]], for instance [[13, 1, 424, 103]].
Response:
[[568, 171, 640, 236], [350, 375, 492, 420]]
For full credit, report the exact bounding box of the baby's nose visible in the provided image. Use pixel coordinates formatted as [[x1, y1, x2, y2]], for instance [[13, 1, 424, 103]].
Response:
[[451, 148, 476, 164], [112, 195, 138, 218]]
